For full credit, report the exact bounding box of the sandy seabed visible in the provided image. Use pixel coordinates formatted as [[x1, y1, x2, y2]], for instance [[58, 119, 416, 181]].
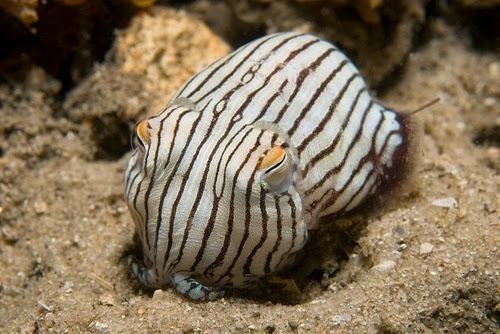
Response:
[[0, 6, 498, 334]]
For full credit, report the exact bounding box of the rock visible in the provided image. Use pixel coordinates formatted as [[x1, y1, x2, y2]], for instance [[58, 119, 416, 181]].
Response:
[[457, 208, 468, 218], [152, 289, 165, 301], [91, 321, 109, 334], [137, 306, 147, 315], [98, 293, 116, 306], [65, 6, 230, 121], [113, 7, 230, 112], [37, 301, 52, 313], [288, 320, 299, 330], [63, 7, 230, 159], [332, 312, 352, 325], [63, 281, 74, 294], [0, 0, 39, 26], [182, 325, 194, 333], [1, 226, 19, 243], [264, 325, 276, 333], [33, 200, 48, 214], [373, 260, 396, 273], [419, 242, 434, 255], [432, 197, 458, 208]]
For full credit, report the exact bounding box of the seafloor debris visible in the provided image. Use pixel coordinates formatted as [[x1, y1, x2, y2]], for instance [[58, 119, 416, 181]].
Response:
[[432, 197, 459, 208], [253, 0, 386, 23], [419, 242, 434, 255], [0, 0, 38, 25], [223, 0, 427, 87], [63, 7, 230, 159], [131, 0, 156, 8], [459, 0, 500, 7]]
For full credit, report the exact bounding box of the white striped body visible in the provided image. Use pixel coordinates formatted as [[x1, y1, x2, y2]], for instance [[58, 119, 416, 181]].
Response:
[[124, 33, 407, 291]]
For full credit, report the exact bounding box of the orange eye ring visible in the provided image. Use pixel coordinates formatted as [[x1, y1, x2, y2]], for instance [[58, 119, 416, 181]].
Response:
[[136, 119, 151, 146], [259, 146, 286, 172], [259, 145, 292, 192]]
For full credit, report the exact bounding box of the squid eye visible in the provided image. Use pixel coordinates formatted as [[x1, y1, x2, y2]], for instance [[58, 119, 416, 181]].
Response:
[[136, 119, 151, 145], [131, 119, 151, 150], [259, 145, 291, 191]]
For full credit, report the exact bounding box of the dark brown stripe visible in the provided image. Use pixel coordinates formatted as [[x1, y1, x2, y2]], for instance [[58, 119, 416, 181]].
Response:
[[142, 114, 168, 253], [336, 168, 376, 215], [243, 189, 269, 275], [264, 196, 282, 274], [191, 128, 259, 272], [275, 48, 335, 122], [151, 109, 193, 269], [296, 72, 358, 153], [132, 130, 154, 250], [203, 128, 258, 276], [193, 34, 306, 104], [310, 109, 384, 213], [180, 33, 279, 99], [377, 130, 400, 157], [170, 39, 320, 273], [125, 168, 140, 200], [215, 151, 261, 284], [217, 134, 279, 282], [163, 110, 230, 272], [304, 82, 368, 197], [304, 87, 367, 174], [154, 102, 209, 271], [274, 194, 299, 269], [212, 79, 288, 200], [202, 80, 288, 276], [287, 59, 350, 137]]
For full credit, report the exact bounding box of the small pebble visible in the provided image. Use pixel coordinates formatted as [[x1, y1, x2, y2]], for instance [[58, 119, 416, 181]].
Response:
[[332, 313, 352, 325], [44, 312, 56, 327], [34, 200, 48, 214], [63, 281, 73, 294], [182, 326, 194, 334], [264, 325, 276, 333], [137, 306, 147, 315], [288, 320, 299, 330], [432, 197, 458, 208], [152, 289, 165, 301], [1, 226, 19, 243], [483, 97, 496, 107], [373, 260, 396, 273], [92, 322, 109, 334], [99, 293, 116, 306], [397, 242, 408, 251], [420, 242, 434, 255], [489, 62, 499, 76], [37, 301, 52, 313]]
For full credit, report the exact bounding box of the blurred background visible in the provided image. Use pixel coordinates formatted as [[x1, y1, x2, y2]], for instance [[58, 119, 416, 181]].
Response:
[[1, 0, 498, 91]]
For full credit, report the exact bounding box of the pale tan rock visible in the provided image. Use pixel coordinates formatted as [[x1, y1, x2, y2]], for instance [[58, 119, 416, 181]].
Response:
[[112, 7, 230, 115], [64, 7, 230, 158], [67, 6, 230, 121], [0, 0, 38, 25]]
